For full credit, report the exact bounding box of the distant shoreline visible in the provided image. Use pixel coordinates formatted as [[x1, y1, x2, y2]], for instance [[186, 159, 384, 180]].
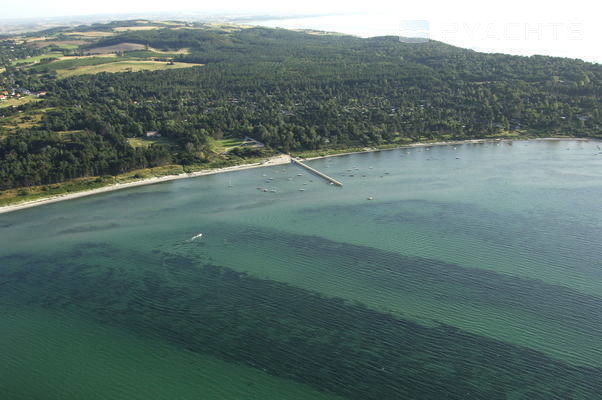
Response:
[[301, 137, 594, 161], [0, 137, 596, 215]]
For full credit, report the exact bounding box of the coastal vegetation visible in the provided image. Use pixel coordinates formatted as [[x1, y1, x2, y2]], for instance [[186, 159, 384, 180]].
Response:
[[0, 20, 600, 195]]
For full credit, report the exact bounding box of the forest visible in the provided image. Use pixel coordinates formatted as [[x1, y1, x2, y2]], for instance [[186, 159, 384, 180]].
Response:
[[0, 23, 600, 190]]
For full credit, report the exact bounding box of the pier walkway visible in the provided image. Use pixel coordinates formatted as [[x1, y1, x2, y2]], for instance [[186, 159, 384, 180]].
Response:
[[291, 158, 343, 186]]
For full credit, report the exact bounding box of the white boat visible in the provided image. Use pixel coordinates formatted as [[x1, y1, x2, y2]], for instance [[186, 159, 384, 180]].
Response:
[[187, 233, 203, 242]]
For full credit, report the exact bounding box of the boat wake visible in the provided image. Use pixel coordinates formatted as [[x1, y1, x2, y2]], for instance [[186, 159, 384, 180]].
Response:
[[186, 233, 204, 242]]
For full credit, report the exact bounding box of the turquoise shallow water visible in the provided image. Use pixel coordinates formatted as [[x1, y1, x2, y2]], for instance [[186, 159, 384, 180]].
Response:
[[1, 139, 602, 399]]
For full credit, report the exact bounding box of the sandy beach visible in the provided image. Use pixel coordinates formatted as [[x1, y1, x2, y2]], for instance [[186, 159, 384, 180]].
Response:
[[0, 154, 292, 215], [0, 137, 596, 215]]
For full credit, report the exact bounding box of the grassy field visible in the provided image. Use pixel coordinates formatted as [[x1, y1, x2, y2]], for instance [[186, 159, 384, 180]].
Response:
[[122, 50, 172, 58], [124, 49, 189, 59], [11, 52, 63, 66], [203, 23, 253, 32], [0, 107, 50, 134], [0, 95, 42, 109], [157, 21, 188, 26], [56, 54, 118, 60], [127, 136, 172, 148], [56, 60, 203, 78], [210, 137, 245, 153], [55, 130, 86, 136], [28, 56, 125, 73], [64, 31, 116, 38]]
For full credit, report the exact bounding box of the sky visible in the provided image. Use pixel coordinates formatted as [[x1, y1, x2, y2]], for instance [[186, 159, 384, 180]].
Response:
[[1, 0, 599, 63]]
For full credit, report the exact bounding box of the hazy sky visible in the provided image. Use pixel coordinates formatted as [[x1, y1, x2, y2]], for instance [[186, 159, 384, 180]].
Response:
[[2, 0, 599, 63]]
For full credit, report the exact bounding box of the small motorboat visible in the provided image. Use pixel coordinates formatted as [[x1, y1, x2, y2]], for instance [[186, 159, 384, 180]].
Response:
[[187, 233, 203, 242]]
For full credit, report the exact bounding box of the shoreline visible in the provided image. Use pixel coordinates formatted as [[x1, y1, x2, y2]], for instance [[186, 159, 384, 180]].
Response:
[[301, 137, 594, 161], [0, 137, 597, 215], [0, 154, 292, 215]]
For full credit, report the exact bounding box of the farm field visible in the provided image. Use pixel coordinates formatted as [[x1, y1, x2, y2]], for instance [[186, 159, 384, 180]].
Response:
[[11, 52, 63, 65], [86, 42, 147, 54], [149, 46, 190, 54], [31, 40, 87, 49], [64, 31, 116, 38], [113, 26, 164, 32], [27, 56, 125, 73], [55, 60, 203, 78]]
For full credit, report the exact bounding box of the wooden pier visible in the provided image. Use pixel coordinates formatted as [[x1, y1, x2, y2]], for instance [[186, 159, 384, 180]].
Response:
[[291, 158, 343, 186]]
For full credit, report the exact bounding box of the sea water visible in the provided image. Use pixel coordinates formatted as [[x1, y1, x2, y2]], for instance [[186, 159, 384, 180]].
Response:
[[1, 139, 601, 399]]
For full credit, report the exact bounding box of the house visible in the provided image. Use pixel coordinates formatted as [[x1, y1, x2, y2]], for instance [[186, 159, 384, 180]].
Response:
[[145, 131, 161, 138], [34, 91, 48, 97], [0, 95, 6, 101]]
